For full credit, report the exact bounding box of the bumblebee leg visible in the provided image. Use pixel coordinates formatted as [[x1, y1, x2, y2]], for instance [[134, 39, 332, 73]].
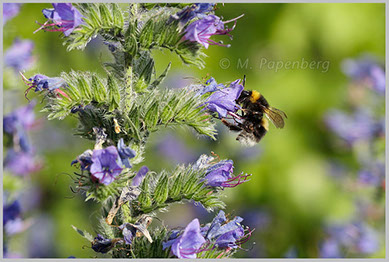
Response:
[[221, 118, 242, 132]]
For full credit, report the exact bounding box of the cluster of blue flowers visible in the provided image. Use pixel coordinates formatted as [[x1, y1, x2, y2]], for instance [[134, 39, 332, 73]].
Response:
[[319, 56, 385, 258], [4, 4, 36, 78], [325, 56, 385, 188], [3, 99, 40, 176], [3, 4, 41, 258], [71, 138, 136, 185], [3, 103, 41, 257], [162, 210, 252, 258], [320, 221, 379, 258]]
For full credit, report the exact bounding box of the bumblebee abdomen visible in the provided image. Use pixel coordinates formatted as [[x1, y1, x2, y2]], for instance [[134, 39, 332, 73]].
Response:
[[261, 118, 269, 131]]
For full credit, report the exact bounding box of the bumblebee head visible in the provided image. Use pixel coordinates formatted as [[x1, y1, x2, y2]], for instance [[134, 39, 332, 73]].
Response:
[[236, 90, 251, 104]]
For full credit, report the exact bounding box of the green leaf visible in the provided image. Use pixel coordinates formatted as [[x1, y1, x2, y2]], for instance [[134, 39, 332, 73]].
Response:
[[91, 74, 107, 103], [132, 51, 155, 92], [169, 173, 183, 200], [98, 217, 116, 239], [153, 174, 169, 204], [99, 4, 113, 26], [124, 34, 138, 56], [112, 4, 124, 27], [77, 76, 93, 101], [71, 225, 94, 242], [149, 62, 171, 89], [139, 19, 155, 48], [129, 163, 226, 217], [107, 75, 121, 111], [144, 101, 159, 130], [181, 170, 198, 195], [138, 175, 152, 209]]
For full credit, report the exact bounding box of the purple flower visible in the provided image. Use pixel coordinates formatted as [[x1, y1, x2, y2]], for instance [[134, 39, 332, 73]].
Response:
[[163, 219, 206, 259], [132, 166, 149, 187], [119, 223, 136, 245], [358, 161, 385, 186], [172, 3, 215, 25], [71, 149, 93, 171], [320, 238, 342, 258], [204, 211, 246, 249], [91, 234, 113, 253], [35, 3, 84, 36], [204, 79, 244, 118], [3, 3, 21, 24], [202, 159, 250, 188], [4, 149, 40, 176], [5, 217, 26, 236], [162, 230, 181, 250], [4, 38, 34, 72], [117, 138, 136, 168], [90, 146, 123, 185], [357, 225, 379, 254], [321, 222, 380, 257], [199, 77, 226, 95], [203, 210, 227, 238], [342, 57, 385, 95], [3, 200, 21, 225], [184, 14, 243, 48], [324, 109, 377, 144], [203, 160, 233, 186], [21, 73, 69, 100], [3, 102, 35, 135], [3, 198, 30, 236], [24, 74, 67, 92]]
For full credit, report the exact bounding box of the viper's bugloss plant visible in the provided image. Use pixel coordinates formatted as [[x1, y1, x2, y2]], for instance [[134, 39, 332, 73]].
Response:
[[319, 55, 385, 258], [3, 101, 41, 257], [20, 3, 254, 258]]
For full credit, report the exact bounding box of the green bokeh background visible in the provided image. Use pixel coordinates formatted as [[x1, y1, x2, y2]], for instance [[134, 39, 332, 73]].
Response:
[[3, 3, 385, 258]]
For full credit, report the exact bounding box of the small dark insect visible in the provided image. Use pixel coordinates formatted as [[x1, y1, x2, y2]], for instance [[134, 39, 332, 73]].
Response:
[[221, 76, 287, 146]]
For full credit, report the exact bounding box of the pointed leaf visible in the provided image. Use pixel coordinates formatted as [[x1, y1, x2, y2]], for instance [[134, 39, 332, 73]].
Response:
[[71, 225, 94, 242]]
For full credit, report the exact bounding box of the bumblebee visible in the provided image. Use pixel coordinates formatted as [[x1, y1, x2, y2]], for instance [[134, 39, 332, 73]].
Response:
[[221, 77, 287, 146]]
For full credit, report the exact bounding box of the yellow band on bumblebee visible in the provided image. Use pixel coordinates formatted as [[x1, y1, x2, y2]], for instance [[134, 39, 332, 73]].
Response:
[[261, 118, 269, 131], [250, 90, 261, 103]]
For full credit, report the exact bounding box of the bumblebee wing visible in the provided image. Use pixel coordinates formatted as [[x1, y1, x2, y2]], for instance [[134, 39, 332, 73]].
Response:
[[262, 106, 287, 128]]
